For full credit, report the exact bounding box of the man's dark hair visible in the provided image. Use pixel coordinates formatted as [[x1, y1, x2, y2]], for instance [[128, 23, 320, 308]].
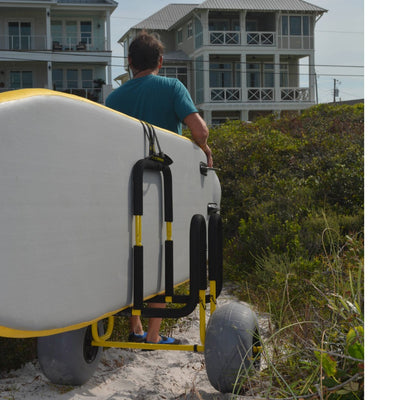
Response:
[[129, 31, 164, 72]]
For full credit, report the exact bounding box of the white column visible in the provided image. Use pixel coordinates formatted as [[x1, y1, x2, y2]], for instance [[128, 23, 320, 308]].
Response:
[[309, 53, 315, 102], [241, 52, 246, 102], [46, 7, 52, 90], [106, 10, 112, 85], [203, 52, 209, 104], [241, 110, 249, 122], [240, 11, 247, 45], [47, 62, 52, 90], [202, 10, 209, 46], [274, 53, 280, 102], [106, 10, 111, 51], [46, 8, 51, 50], [203, 110, 212, 126]]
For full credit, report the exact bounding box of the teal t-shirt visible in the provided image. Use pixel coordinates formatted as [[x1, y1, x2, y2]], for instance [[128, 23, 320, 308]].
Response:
[[105, 75, 198, 135]]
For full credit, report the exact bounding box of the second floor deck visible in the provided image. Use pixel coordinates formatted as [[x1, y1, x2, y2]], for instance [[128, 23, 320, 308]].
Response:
[[193, 11, 315, 50], [0, 34, 109, 52]]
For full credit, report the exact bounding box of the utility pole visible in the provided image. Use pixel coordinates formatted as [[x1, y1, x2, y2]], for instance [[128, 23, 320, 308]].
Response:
[[333, 78, 340, 103]]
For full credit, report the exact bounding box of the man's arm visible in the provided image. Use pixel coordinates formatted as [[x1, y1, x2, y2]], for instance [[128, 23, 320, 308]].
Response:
[[184, 112, 213, 167]]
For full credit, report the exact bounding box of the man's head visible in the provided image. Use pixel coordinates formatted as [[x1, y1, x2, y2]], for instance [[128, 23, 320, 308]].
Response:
[[128, 31, 164, 74]]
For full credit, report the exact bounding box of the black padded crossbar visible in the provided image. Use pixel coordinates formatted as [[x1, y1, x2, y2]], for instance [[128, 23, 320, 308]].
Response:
[[132, 158, 173, 221], [133, 245, 144, 310]]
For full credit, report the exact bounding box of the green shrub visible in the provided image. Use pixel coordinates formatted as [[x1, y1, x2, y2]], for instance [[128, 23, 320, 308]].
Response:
[[208, 104, 364, 272]]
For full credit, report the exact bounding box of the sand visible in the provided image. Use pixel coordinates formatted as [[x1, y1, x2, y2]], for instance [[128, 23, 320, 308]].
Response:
[[0, 290, 268, 400]]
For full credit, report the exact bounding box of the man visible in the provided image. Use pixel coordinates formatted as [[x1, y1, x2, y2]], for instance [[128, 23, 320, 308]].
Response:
[[106, 32, 212, 345]]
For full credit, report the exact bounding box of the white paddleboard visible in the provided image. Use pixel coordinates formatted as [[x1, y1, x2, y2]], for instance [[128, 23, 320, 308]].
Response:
[[0, 89, 221, 338]]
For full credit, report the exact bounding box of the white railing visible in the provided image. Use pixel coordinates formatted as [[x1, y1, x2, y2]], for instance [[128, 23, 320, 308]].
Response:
[[281, 87, 310, 102], [0, 34, 107, 51], [208, 87, 311, 103], [248, 88, 274, 101], [279, 35, 314, 50], [52, 36, 93, 51], [0, 35, 47, 50], [209, 31, 240, 45], [211, 88, 241, 102], [247, 32, 275, 46]]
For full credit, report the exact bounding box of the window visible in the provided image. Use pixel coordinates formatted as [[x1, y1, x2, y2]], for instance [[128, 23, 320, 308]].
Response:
[[280, 64, 288, 87], [10, 71, 33, 88], [246, 63, 274, 88], [246, 20, 257, 31], [210, 63, 232, 87], [247, 63, 260, 88], [81, 69, 93, 88], [52, 68, 94, 89], [290, 16, 301, 35], [159, 66, 188, 87], [66, 21, 77, 49], [210, 62, 241, 88], [209, 19, 240, 31], [8, 22, 31, 50], [67, 69, 78, 88], [303, 16, 310, 35], [281, 15, 310, 36], [177, 29, 183, 44], [281, 16, 288, 35], [51, 21, 63, 43], [194, 18, 203, 49], [80, 21, 92, 44], [263, 63, 274, 87], [187, 21, 193, 38], [52, 69, 63, 90]]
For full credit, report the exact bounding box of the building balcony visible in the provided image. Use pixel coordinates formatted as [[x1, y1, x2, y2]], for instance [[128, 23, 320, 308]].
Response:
[[205, 10, 314, 49], [208, 87, 310, 103], [51, 35, 107, 52], [0, 34, 109, 52]]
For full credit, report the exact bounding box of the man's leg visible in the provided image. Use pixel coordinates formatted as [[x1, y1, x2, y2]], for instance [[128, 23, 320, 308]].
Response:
[[129, 303, 165, 342], [130, 315, 144, 335], [146, 303, 165, 343]]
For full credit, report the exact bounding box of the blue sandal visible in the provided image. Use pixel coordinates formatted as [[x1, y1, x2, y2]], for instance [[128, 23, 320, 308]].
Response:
[[146, 335, 181, 345]]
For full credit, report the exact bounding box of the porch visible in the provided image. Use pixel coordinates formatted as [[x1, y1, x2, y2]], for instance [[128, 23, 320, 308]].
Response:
[[203, 11, 314, 49], [0, 62, 109, 104]]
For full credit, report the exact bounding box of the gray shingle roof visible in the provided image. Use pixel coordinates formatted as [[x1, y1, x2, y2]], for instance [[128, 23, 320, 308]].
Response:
[[133, 0, 326, 32], [58, 0, 116, 4], [133, 3, 199, 30], [163, 50, 191, 61], [196, 0, 326, 12]]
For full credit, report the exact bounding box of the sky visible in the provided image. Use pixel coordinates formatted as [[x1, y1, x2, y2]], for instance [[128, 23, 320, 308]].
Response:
[[108, 0, 364, 104]]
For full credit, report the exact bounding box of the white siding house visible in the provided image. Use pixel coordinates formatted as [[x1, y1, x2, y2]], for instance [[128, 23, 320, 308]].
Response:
[[117, 0, 327, 124], [0, 0, 117, 103]]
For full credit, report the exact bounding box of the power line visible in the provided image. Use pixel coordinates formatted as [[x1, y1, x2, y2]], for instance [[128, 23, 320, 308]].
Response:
[[0, 53, 364, 69]]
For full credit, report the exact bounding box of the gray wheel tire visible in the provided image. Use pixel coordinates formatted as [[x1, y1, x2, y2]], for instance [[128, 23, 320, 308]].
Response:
[[204, 302, 260, 393], [37, 321, 103, 385]]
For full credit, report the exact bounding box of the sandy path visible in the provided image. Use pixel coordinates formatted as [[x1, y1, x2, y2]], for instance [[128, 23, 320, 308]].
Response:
[[0, 290, 268, 400]]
